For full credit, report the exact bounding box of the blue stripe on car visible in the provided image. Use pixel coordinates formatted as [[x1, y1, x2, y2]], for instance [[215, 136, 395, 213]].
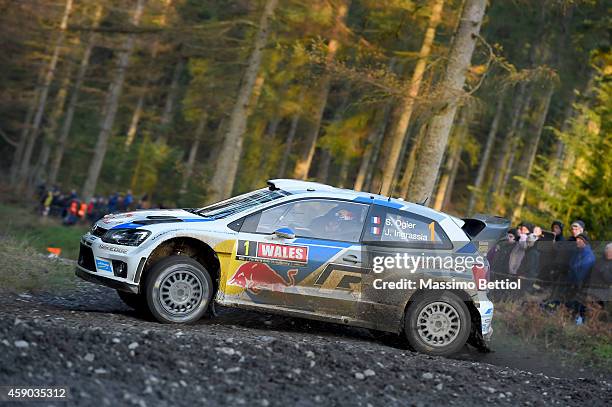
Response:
[[353, 196, 404, 209], [111, 218, 214, 229], [293, 238, 352, 248], [111, 222, 141, 230]]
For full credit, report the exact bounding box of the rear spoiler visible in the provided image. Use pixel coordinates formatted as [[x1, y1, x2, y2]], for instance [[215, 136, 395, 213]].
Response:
[[462, 214, 510, 252]]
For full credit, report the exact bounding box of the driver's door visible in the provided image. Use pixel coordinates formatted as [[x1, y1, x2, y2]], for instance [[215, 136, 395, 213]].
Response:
[[222, 199, 368, 315]]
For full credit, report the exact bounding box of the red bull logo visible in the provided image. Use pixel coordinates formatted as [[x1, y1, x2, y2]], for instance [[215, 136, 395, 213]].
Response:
[[229, 262, 297, 294]]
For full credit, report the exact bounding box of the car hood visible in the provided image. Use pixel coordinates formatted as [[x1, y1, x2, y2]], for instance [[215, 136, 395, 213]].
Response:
[[97, 209, 210, 229]]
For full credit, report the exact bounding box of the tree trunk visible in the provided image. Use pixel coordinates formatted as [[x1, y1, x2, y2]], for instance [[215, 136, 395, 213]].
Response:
[[124, 92, 145, 151], [407, 0, 486, 204], [293, 83, 332, 180], [488, 81, 527, 199], [206, 0, 277, 203], [81, 0, 145, 201], [433, 111, 468, 211], [364, 105, 395, 193], [442, 148, 461, 210], [157, 58, 185, 144], [277, 96, 303, 178], [354, 59, 397, 192], [546, 4, 575, 184], [498, 87, 534, 199], [512, 83, 554, 222], [316, 84, 351, 184], [10, 63, 47, 185], [354, 108, 384, 191], [250, 114, 281, 184], [180, 114, 207, 197], [549, 91, 576, 180], [379, 0, 445, 195], [31, 69, 72, 186], [17, 0, 73, 187], [124, 0, 174, 152], [316, 150, 332, 183], [49, 5, 103, 186], [292, 2, 348, 180], [398, 121, 427, 198], [9, 83, 40, 185], [337, 155, 351, 188], [467, 91, 504, 213]]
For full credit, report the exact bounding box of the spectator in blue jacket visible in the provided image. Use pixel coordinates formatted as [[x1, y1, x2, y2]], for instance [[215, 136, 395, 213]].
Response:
[[566, 233, 596, 324], [568, 234, 596, 286]]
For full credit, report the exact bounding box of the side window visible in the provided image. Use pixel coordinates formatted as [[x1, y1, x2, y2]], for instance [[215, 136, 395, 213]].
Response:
[[363, 205, 451, 249], [241, 199, 368, 243]]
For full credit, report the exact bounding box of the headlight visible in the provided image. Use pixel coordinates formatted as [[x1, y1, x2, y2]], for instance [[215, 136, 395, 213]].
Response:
[[102, 229, 151, 246]]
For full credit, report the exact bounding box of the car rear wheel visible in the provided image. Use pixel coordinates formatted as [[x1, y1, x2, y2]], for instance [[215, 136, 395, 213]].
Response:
[[116, 290, 147, 313], [404, 292, 471, 356], [144, 255, 213, 324]]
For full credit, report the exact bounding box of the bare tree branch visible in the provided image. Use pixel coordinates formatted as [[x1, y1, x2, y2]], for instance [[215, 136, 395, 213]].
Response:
[[0, 127, 18, 147]]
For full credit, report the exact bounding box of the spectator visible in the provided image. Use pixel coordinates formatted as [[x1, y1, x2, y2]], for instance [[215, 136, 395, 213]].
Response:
[[63, 198, 79, 226], [124, 190, 134, 210], [517, 222, 534, 235], [117, 193, 125, 211], [551, 220, 565, 241], [507, 228, 519, 243], [42, 190, 53, 217], [566, 234, 596, 324], [138, 194, 151, 209], [86, 198, 96, 222], [568, 220, 586, 241], [488, 228, 518, 273], [108, 193, 119, 213], [586, 242, 612, 305], [515, 233, 540, 293], [568, 234, 595, 286], [533, 225, 543, 240], [492, 230, 539, 300]]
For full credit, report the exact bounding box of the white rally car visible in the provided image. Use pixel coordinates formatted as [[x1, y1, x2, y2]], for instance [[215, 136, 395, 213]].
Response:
[[77, 179, 507, 356]]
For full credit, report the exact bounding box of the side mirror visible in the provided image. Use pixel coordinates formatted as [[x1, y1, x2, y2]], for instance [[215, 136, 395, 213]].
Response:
[[274, 227, 295, 239]]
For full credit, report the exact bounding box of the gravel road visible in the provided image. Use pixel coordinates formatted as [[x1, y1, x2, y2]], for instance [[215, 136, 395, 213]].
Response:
[[0, 279, 610, 407]]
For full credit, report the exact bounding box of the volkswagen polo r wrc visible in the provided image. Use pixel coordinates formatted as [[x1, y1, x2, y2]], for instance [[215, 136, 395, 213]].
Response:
[[76, 179, 509, 356]]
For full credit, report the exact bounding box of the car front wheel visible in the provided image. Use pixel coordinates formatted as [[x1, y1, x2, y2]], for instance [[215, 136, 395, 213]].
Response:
[[144, 255, 213, 324], [404, 291, 471, 356]]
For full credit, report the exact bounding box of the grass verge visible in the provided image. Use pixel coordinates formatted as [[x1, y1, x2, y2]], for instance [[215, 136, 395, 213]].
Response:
[[0, 236, 75, 293], [495, 301, 612, 371], [0, 202, 88, 259]]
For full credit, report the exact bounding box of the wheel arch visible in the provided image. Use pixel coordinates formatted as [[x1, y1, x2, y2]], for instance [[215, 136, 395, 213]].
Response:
[[141, 236, 221, 293]]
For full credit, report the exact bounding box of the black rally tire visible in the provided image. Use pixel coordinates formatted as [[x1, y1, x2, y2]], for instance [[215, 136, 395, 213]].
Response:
[[144, 255, 213, 324], [404, 291, 471, 357], [116, 290, 148, 313]]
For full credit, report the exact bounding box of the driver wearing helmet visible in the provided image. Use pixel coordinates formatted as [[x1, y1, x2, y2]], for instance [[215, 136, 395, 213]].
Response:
[[322, 208, 356, 233], [309, 205, 362, 240]]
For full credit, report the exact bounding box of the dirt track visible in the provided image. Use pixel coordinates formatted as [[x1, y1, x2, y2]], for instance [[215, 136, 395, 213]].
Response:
[[0, 279, 610, 407]]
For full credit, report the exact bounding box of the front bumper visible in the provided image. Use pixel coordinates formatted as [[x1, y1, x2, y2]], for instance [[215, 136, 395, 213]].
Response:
[[76, 232, 146, 293], [76, 266, 139, 294]]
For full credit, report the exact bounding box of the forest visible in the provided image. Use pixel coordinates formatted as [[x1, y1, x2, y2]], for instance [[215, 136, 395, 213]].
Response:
[[0, 0, 610, 239]]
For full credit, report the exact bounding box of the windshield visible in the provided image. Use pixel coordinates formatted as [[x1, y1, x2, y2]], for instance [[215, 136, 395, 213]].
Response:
[[197, 189, 290, 219]]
